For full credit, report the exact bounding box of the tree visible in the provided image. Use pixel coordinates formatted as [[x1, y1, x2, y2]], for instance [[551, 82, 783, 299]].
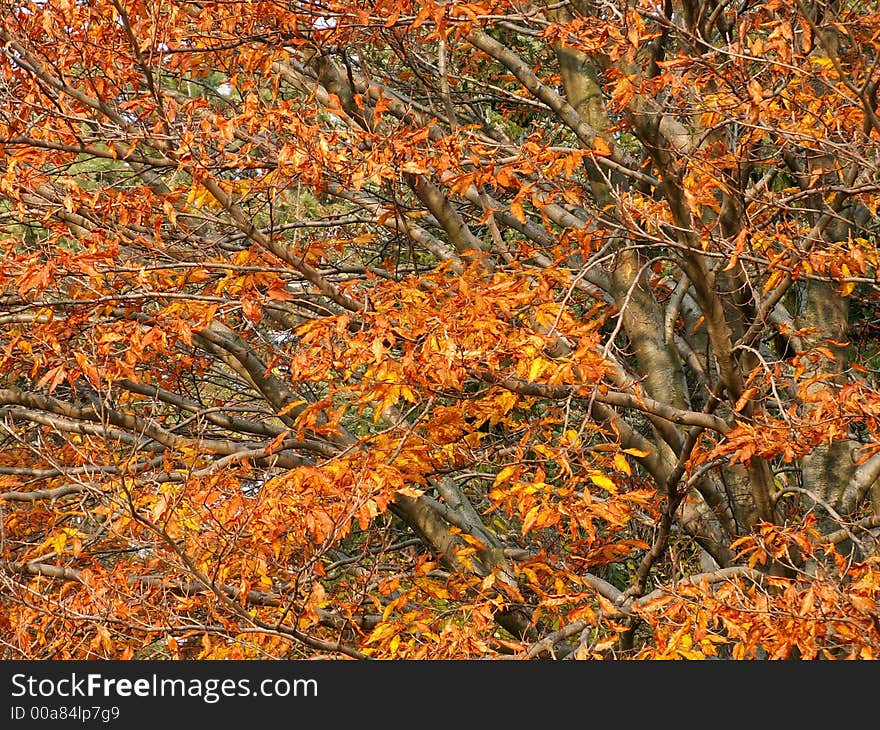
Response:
[[1, 0, 879, 660]]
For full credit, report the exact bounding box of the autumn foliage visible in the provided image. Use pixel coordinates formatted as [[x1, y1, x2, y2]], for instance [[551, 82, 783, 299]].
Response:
[[2, 0, 880, 660]]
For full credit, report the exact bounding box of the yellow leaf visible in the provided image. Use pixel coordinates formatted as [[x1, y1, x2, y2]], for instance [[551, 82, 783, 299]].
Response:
[[397, 485, 424, 498], [521, 505, 541, 534], [589, 473, 616, 491], [492, 465, 516, 487], [528, 358, 545, 381], [613, 453, 631, 475], [763, 270, 784, 293], [623, 447, 650, 458], [46, 531, 67, 554], [677, 648, 705, 660]]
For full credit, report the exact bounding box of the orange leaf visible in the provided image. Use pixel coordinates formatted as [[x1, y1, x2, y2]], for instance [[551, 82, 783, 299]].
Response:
[[592, 136, 612, 157]]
